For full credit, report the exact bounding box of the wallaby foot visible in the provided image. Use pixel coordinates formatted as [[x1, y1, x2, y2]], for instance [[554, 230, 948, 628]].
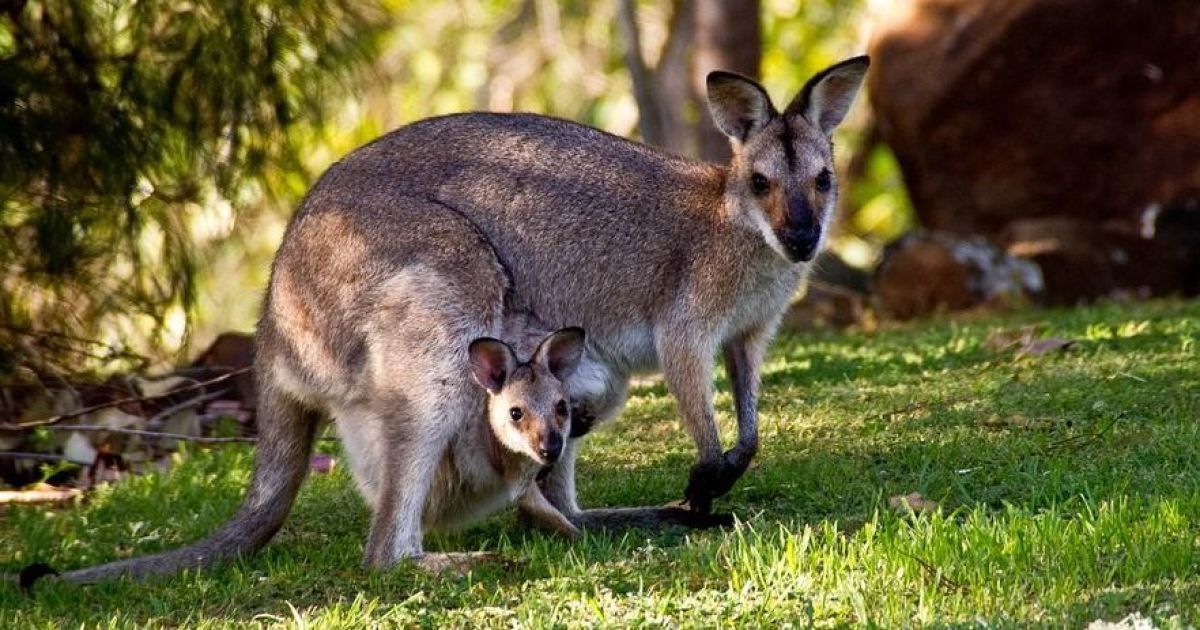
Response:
[[568, 400, 598, 438], [682, 446, 755, 514], [416, 551, 503, 574]]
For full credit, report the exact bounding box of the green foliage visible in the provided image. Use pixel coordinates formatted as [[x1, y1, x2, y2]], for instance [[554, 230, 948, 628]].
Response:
[[2, 299, 1197, 625], [0, 0, 387, 362]]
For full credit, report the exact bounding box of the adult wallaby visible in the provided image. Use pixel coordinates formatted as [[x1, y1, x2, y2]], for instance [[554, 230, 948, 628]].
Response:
[[22, 55, 870, 582]]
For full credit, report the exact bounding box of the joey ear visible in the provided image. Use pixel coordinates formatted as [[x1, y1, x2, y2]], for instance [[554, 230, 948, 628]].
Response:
[[705, 71, 777, 143], [533, 327, 585, 381], [468, 337, 516, 393], [784, 55, 870, 135]]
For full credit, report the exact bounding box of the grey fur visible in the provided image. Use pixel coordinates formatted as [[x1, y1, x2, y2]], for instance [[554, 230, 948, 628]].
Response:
[[37, 56, 869, 581]]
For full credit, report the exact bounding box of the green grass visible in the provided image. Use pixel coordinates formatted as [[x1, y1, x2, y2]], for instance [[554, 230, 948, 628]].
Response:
[[2, 299, 1198, 627]]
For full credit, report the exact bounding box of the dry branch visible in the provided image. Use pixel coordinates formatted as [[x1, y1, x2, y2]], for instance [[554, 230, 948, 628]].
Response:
[[0, 367, 251, 430], [0, 487, 82, 505], [40, 424, 258, 444]]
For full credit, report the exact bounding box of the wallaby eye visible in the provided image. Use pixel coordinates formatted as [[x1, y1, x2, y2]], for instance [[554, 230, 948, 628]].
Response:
[[815, 168, 833, 193], [750, 172, 770, 196], [555, 400, 568, 416], [509, 407, 523, 422]]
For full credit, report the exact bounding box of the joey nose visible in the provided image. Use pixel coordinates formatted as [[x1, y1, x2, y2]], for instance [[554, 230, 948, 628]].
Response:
[[539, 433, 563, 463]]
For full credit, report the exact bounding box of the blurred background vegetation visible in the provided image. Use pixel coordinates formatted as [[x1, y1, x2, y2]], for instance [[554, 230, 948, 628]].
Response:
[[0, 0, 909, 374]]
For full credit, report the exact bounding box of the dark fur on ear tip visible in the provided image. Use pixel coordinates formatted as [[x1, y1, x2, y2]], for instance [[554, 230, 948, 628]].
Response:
[[19, 562, 60, 595]]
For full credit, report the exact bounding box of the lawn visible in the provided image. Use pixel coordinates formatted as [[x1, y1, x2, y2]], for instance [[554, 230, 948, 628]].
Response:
[[2, 299, 1198, 627]]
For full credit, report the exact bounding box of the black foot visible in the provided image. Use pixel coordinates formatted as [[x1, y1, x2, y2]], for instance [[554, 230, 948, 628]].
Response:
[[568, 401, 596, 438], [682, 447, 755, 514], [19, 562, 59, 595]]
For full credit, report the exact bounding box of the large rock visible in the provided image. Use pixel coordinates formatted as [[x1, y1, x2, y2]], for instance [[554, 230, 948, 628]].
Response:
[[868, 0, 1200, 236]]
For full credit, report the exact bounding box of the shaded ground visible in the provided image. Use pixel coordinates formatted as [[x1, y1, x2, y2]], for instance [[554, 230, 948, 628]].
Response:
[[2, 299, 1197, 627]]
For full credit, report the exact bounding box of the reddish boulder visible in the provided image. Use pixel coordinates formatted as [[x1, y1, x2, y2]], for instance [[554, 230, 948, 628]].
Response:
[[868, 0, 1200, 236]]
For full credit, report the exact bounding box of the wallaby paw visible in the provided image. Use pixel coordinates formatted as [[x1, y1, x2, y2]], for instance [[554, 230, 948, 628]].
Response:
[[568, 401, 596, 438], [556, 521, 583, 541], [415, 551, 503, 575], [682, 447, 755, 513]]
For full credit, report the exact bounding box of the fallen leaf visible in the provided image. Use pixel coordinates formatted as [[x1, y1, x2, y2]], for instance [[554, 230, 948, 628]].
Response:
[[1015, 337, 1076, 359], [985, 325, 1076, 359], [888, 492, 939, 515], [984, 324, 1039, 352]]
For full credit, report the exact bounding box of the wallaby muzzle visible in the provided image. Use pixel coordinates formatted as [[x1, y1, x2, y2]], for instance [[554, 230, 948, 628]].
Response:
[[782, 195, 821, 262], [539, 431, 564, 463]]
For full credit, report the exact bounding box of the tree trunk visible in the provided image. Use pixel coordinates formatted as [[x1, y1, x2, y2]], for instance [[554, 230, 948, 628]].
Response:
[[692, 0, 761, 163], [617, 0, 761, 162]]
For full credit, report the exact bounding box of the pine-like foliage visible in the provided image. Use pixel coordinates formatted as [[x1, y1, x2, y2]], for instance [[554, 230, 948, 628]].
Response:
[[0, 0, 387, 370]]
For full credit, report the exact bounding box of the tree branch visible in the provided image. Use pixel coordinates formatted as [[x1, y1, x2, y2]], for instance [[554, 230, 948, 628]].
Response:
[[0, 367, 251, 430]]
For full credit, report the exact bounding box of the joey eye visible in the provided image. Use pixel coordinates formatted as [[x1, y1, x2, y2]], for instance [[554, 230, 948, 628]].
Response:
[[509, 407, 523, 422], [750, 173, 770, 196], [815, 168, 833, 193], [555, 400, 568, 416]]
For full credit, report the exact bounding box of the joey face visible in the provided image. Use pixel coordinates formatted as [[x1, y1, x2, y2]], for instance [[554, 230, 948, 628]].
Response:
[[486, 364, 570, 465], [467, 327, 585, 466], [705, 57, 870, 263]]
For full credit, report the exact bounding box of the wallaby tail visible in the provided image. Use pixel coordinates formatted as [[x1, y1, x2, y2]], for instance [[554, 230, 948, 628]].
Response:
[[38, 385, 320, 586], [571, 506, 734, 532]]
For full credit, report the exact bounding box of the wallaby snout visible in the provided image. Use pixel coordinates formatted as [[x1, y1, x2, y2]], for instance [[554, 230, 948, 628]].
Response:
[[538, 431, 564, 463], [784, 195, 821, 261]]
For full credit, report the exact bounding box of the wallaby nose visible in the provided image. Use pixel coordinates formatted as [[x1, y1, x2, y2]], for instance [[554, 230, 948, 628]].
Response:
[[783, 196, 821, 261], [539, 433, 563, 462], [781, 225, 821, 262]]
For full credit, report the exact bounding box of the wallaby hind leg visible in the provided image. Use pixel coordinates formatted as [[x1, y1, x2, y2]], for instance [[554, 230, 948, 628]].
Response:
[[359, 398, 445, 569], [359, 391, 500, 573], [332, 407, 384, 510]]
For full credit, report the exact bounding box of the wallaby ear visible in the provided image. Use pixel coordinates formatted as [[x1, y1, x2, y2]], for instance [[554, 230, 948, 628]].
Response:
[[784, 55, 870, 135], [468, 337, 516, 394], [705, 71, 777, 143], [533, 327, 586, 381]]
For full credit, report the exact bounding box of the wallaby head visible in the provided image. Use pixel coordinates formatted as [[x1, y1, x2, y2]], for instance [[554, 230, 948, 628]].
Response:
[[468, 327, 586, 466], [706, 55, 870, 263]]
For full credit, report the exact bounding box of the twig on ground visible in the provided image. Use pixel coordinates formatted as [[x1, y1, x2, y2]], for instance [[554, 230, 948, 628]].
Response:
[[0, 367, 251, 430], [0, 487, 82, 505], [145, 388, 231, 427], [894, 549, 967, 593], [0, 452, 71, 463], [7, 424, 341, 445], [41, 424, 258, 444], [878, 396, 972, 420], [1045, 412, 1125, 453]]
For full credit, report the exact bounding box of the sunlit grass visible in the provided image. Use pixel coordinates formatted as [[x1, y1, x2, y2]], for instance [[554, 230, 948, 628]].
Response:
[[2, 299, 1197, 627]]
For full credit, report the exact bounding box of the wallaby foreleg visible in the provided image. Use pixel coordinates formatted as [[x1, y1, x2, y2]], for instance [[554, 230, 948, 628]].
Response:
[[658, 331, 743, 514], [517, 484, 580, 540], [720, 325, 773, 485]]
